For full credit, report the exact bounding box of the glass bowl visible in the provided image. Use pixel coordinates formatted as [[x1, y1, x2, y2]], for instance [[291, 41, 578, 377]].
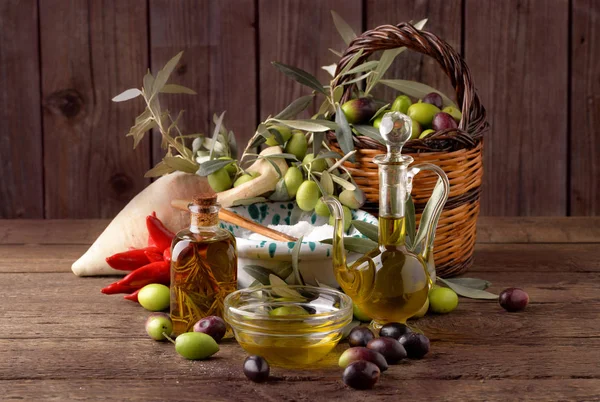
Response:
[[224, 285, 353, 367]]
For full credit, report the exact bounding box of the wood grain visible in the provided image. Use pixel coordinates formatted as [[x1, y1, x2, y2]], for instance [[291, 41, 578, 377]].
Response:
[[258, 0, 362, 119], [465, 0, 569, 216], [149, 0, 256, 162], [570, 0, 600, 215], [365, 0, 462, 104], [39, 0, 150, 218], [0, 0, 43, 218]]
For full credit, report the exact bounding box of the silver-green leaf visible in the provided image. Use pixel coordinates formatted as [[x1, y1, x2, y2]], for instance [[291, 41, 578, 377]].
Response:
[[271, 62, 326, 94], [379, 79, 457, 108], [112, 88, 142, 102], [351, 220, 378, 242], [438, 277, 498, 300], [274, 95, 315, 120], [335, 104, 355, 162], [331, 10, 357, 45]]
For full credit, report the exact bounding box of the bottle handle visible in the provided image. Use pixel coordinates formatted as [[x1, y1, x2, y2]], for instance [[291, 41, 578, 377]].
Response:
[[407, 163, 450, 260]]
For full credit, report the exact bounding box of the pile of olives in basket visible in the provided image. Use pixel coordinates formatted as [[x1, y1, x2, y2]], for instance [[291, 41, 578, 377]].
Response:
[[339, 323, 430, 390], [341, 91, 462, 140]]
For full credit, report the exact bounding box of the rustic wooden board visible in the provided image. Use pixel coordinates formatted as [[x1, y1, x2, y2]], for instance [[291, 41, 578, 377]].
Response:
[[570, 0, 600, 215], [0, 0, 43, 218], [39, 0, 150, 219], [3, 379, 600, 402], [366, 0, 462, 104], [465, 0, 569, 216], [149, 0, 256, 162], [2, 217, 599, 245], [258, 0, 362, 119]]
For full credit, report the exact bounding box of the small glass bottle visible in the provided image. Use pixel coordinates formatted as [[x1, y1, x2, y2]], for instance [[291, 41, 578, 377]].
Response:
[[170, 194, 237, 336]]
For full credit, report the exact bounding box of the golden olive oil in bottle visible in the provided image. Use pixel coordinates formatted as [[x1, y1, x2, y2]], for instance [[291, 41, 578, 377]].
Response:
[[170, 195, 237, 336]]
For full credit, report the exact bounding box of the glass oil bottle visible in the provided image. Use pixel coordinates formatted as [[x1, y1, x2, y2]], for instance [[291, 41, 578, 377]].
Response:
[[170, 194, 237, 336]]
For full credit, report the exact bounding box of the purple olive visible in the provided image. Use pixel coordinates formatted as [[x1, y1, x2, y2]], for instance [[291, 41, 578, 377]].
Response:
[[367, 337, 407, 364], [348, 326, 375, 347], [342, 360, 380, 390], [243, 355, 270, 383], [339, 347, 388, 372], [399, 333, 430, 359], [499, 288, 529, 312], [379, 322, 412, 340], [432, 112, 458, 131], [193, 316, 227, 343], [422, 92, 443, 109]]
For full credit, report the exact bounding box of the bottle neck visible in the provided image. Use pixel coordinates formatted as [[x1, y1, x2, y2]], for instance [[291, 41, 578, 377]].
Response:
[[377, 162, 408, 218], [189, 204, 220, 232]]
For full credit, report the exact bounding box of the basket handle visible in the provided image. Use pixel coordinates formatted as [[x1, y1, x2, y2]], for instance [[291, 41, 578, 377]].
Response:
[[332, 22, 487, 137]]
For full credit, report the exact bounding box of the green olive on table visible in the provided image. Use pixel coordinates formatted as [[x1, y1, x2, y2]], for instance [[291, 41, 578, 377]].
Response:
[[407, 103, 441, 128], [296, 180, 320, 212], [175, 332, 220, 360], [145, 313, 173, 341], [208, 167, 233, 192], [428, 287, 458, 314], [138, 284, 170, 311]]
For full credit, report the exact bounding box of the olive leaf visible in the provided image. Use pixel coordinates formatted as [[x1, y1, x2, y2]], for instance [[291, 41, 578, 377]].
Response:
[[144, 160, 176, 178], [335, 104, 356, 162], [274, 95, 315, 120], [370, 103, 391, 122], [143, 71, 154, 93], [209, 111, 226, 160], [326, 170, 356, 190], [320, 171, 335, 195], [230, 197, 269, 206], [322, 63, 338, 77], [351, 220, 378, 242], [379, 79, 457, 108], [338, 49, 365, 77], [438, 278, 498, 300], [160, 84, 197, 95], [163, 156, 198, 173], [197, 158, 234, 176], [313, 151, 341, 161], [320, 237, 377, 254], [329, 48, 344, 58], [339, 72, 374, 86], [269, 274, 304, 299], [112, 88, 142, 102], [244, 264, 293, 285], [271, 62, 326, 94], [444, 277, 491, 290], [326, 150, 358, 172], [152, 51, 183, 95], [309, 173, 326, 197], [342, 61, 379, 76], [269, 178, 291, 201], [291, 236, 305, 285], [313, 131, 325, 155], [248, 280, 262, 288], [259, 153, 298, 161], [263, 157, 283, 178], [412, 177, 446, 255], [270, 118, 334, 132], [352, 125, 385, 145], [331, 10, 357, 46], [405, 196, 416, 248]]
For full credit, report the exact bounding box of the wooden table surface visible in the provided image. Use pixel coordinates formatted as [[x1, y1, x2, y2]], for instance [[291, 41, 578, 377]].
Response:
[[1, 217, 600, 401]]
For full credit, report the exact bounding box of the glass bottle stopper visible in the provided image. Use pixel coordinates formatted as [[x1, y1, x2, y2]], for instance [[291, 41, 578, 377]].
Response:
[[378, 112, 412, 162]]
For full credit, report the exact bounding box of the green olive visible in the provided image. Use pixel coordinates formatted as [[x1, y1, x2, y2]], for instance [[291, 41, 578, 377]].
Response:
[[428, 287, 458, 314], [372, 110, 391, 129], [233, 172, 260, 187], [265, 125, 292, 146], [419, 129, 436, 139], [411, 119, 422, 139], [269, 306, 308, 316], [314, 198, 331, 217], [207, 168, 233, 192], [284, 166, 304, 197], [407, 103, 441, 128], [175, 332, 220, 360], [442, 106, 462, 123], [329, 205, 352, 232], [138, 284, 170, 312], [218, 156, 237, 176], [145, 313, 173, 341], [285, 131, 308, 160], [296, 180, 320, 211], [391, 95, 412, 114], [302, 154, 328, 173]]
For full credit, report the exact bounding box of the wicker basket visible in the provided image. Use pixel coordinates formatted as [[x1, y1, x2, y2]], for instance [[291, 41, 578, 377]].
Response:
[[327, 23, 488, 277]]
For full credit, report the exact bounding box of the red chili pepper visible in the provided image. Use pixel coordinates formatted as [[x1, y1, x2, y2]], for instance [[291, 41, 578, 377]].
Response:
[[163, 248, 171, 263], [145, 249, 164, 263], [106, 246, 162, 271], [123, 289, 140, 302], [146, 214, 175, 251], [101, 261, 169, 294]]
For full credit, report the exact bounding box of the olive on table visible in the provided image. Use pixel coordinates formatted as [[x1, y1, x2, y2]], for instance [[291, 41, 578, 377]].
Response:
[[347, 326, 375, 347], [175, 332, 219, 360], [367, 337, 407, 364], [208, 167, 233, 192], [432, 112, 458, 131], [399, 332, 430, 359], [138, 283, 170, 312], [284, 166, 303, 198], [422, 92, 443, 109], [391, 95, 412, 114], [296, 180, 320, 211], [499, 288, 529, 312], [193, 316, 227, 343], [379, 322, 411, 340], [442, 106, 462, 123], [342, 360, 380, 390], [285, 130, 308, 160], [429, 287, 459, 314], [244, 355, 270, 383], [338, 347, 388, 372], [145, 312, 173, 341], [407, 103, 441, 128]]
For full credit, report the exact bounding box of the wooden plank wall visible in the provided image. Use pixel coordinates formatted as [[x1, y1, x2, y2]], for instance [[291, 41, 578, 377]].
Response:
[[0, 0, 598, 218]]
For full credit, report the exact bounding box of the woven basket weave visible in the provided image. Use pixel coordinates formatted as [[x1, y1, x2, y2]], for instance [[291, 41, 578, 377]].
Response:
[[327, 22, 488, 277]]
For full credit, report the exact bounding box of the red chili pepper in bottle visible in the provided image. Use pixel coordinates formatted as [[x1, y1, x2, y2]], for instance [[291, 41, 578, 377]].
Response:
[[101, 261, 169, 294], [106, 246, 161, 271], [146, 214, 175, 251], [123, 289, 140, 302]]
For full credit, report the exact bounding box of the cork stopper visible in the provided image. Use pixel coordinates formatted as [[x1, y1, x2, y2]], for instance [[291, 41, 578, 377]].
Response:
[[193, 194, 218, 207]]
